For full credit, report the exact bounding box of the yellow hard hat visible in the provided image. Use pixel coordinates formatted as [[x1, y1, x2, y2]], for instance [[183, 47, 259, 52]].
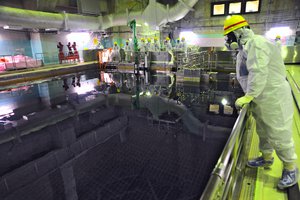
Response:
[[147, 38, 151, 42], [126, 40, 129, 43], [114, 42, 117, 45], [154, 37, 158, 41], [166, 37, 170, 41], [181, 37, 185, 41], [223, 15, 249, 35], [141, 38, 145, 42], [276, 35, 281, 39]]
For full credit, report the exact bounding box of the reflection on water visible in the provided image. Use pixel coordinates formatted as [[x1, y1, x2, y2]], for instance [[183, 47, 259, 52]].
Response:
[[0, 70, 244, 131]]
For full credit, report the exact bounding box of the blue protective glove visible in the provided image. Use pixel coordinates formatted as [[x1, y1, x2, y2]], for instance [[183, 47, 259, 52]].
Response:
[[235, 95, 254, 109]]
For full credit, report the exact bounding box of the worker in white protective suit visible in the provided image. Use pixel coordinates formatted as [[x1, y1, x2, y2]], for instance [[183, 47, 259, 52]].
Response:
[[179, 37, 187, 52], [111, 42, 120, 61], [124, 40, 133, 62], [165, 37, 173, 51], [153, 37, 161, 51], [175, 38, 181, 50], [224, 15, 297, 189], [146, 38, 154, 52], [275, 35, 282, 53], [139, 38, 147, 52]]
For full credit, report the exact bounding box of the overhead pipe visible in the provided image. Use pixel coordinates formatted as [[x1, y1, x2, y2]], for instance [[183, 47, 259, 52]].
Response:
[[0, 0, 198, 31], [0, 6, 99, 31]]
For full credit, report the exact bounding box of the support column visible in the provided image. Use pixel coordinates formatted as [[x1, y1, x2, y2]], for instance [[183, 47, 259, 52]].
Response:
[[30, 32, 43, 60]]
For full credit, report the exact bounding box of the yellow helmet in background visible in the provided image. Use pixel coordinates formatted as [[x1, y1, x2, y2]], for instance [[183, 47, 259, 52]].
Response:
[[166, 37, 170, 41], [114, 41, 117, 45], [154, 37, 158, 41], [181, 37, 185, 41], [147, 38, 151, 42], [141, 38, 145, 42], [276, 35, 281, 39], [223, 15, 249, 35]]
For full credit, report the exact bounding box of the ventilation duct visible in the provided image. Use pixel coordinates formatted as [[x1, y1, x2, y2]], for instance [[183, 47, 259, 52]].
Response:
[[0, 0, 198, 31]]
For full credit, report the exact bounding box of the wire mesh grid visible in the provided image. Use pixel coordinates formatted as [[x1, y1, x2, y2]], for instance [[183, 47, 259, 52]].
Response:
[[73, 116, 227, 200]]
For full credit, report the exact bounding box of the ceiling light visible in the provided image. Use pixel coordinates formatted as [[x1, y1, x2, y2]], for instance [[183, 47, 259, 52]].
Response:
[[3, 25, 9, 29], [179, 31, 197, 45], [265, 27, 293, 39]]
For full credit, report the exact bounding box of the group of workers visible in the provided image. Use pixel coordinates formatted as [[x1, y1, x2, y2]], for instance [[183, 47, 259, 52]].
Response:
[[110, 36, 187, 61]]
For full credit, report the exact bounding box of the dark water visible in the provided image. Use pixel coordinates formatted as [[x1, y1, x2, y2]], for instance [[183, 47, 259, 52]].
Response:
[[0, 70, 244, 200]]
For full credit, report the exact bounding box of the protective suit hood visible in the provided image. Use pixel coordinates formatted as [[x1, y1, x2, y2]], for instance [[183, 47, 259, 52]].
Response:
[[233, 27, 255, 46]]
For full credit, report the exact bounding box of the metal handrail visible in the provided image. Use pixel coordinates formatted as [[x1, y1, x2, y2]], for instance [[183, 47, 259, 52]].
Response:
[[200, 104, 249, 200]]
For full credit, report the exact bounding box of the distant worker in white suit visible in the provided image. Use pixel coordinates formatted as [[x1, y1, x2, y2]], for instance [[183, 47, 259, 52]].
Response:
[[179, 37, 187, 53], [153, 37, 161, 51], [111, 42, 120, 61], [146, 38, 154, 52], [139, 38, 147, 52], [124, 40, 133, 62], [165, 37, 172, 51], [275, 35, 282, 53]]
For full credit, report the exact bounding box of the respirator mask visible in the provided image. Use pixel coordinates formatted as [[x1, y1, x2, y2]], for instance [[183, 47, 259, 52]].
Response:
[[225, 31, 239, 50]]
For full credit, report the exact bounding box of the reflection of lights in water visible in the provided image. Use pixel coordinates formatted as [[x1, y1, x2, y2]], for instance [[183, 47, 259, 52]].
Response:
[[74, 84, 95, 94], [221, 98, 228, 105], [0, 85, 31, 94], [0, 105, 14, 117], [104, 73, 114, 83]]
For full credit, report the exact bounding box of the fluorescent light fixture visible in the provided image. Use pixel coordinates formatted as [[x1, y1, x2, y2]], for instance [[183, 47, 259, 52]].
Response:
[[45, 28, 57, 31], [179, 31, 197, 45], [67, 32, 90, 43], [136, 24, 142, 27], [144, 22, 149, 26], [3, 25, 9, 29], [265, 27, 292, 39], [221, 98, 228, 105]]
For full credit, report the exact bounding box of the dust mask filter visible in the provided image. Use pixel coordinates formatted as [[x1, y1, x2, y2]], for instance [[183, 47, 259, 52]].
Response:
[[225, 32, 238, 50], [230, 42, 239, 50]]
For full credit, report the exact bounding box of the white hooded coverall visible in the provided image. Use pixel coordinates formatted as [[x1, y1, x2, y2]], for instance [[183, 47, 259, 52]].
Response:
[[124, 43, 132, 62], [165, 41, 173, 51], [139, 42, 147, 52], [235, 28, 296, 163], [153, 41, 161, 51], [111, 45, 120, 61]]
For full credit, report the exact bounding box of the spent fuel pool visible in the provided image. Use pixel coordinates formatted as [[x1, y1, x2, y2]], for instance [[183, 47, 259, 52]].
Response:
[[0, 70, 244, 200]]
